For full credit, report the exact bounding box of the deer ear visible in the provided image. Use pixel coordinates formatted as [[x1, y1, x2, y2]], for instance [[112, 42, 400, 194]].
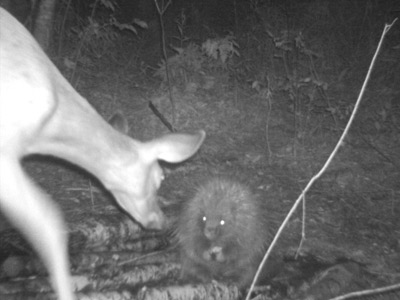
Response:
[[109, 112, 129, 134], [146, 130, 206, 163]]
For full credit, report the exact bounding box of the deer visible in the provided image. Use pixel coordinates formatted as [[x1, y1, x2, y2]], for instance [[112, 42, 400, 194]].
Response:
[[0, 8, 205, 300]]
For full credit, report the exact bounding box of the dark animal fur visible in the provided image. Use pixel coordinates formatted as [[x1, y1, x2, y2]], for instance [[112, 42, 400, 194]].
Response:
[[176, 177, 271, 288]]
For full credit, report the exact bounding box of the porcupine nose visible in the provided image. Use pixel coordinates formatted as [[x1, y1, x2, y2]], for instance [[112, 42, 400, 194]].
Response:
[[204, 225, 218, 240]]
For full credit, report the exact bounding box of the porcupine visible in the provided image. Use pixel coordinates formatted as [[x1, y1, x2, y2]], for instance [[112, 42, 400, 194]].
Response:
[[176, 177, 272, 289]]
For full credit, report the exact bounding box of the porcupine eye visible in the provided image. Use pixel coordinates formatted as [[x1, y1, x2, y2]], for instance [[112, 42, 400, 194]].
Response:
[[200, 216, 207, 230]]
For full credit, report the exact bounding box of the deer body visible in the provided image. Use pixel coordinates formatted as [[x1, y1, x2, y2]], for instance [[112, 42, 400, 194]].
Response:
[[0, 8, 205, 300]]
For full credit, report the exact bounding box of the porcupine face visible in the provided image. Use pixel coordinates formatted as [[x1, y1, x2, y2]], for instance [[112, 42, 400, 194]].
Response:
[[198, 203, 232, 262], [192, 178, 246, 264]]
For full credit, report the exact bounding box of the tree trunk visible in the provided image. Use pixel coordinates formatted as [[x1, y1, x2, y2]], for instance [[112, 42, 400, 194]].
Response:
[[33, 0, 57, 53]]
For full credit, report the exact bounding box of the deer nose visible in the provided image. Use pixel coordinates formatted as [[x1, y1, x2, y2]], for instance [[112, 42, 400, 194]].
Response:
[[142, 211, 165, 230]]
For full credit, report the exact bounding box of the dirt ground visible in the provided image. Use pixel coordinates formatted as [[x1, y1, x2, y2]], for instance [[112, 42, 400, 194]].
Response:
[[0, 0, 400, 299]]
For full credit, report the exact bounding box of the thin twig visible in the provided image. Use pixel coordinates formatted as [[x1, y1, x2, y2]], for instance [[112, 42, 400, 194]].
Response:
[[245, 18, 397, 300], [153, 0, 175, 126], [149, 100, 175, 132], [328, 282, 400, 300]]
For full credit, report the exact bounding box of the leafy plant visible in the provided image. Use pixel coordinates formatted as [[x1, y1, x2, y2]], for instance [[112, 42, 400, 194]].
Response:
[[202, 33, 240, 67], [154, 33, 240, 87], [173, 8, 189, 47], [69, 0, 145, 63]]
